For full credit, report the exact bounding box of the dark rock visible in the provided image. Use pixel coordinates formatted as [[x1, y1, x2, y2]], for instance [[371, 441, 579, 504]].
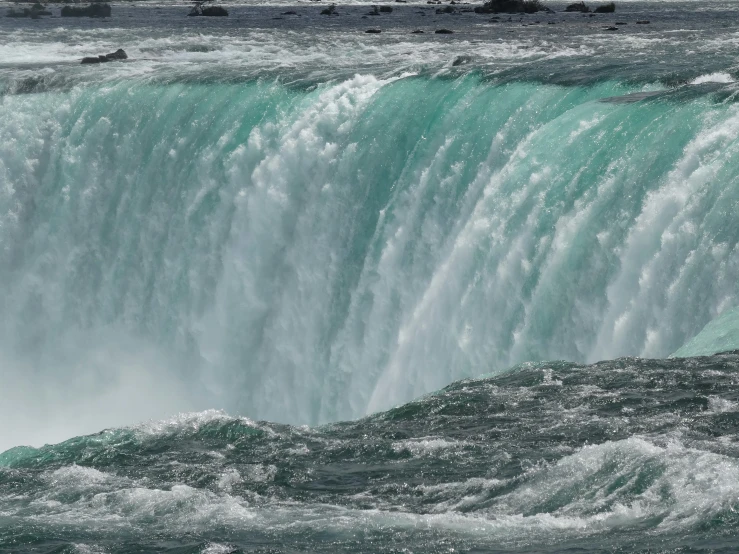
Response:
[[282, 10, 297, 14], [475, 0, 546, 14], [188, 3, 228, 16], [435, 28, 453, 33], [379, 5, 393, 11], [320, 4, 336, 14], [80, 48, 127, 64], [636, 19, 649, 24], [603, 25, 617, 30], [6, 7, 48, 18], [411, 29, 425, 33], [365, 28, 382, 32], [436, 5, 455, 13], [452, 55, 472, 66], [105, 48, 127, 60], [564, 1, 589, 12], [11, 4, 52, 17], [201, 6, 228, 15], [593, 1, 614, 12], [61, 3, 111, 17]]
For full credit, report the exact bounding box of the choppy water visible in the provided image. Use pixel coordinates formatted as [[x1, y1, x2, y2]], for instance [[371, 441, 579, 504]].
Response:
[[3, 352, 739, 553], [1, 2, 739, 550]]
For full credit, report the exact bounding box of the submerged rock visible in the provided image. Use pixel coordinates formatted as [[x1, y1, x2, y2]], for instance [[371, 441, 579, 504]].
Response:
[[365, 28, 382, 33], [61, 3, 111, 17], [564, 1, 589, 12], [188, 4, 228, 16], [452, 55, 472, 66], [6, 4, 52, 18], [474, 0, 547, 14], [201, 5, 228, 15], [435, 28, 453, 33], [81, 49, 127, 64]]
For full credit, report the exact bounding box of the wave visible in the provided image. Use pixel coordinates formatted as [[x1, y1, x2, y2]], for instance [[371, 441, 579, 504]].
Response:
[[3, 352, 739, 552]]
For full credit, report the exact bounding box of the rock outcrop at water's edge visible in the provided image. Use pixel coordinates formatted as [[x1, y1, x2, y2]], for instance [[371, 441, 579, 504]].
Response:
[[188, 2, 228, 16], [564, 1, 590, 12], [474, 0, 550, 15], [6, 4, 52, 18], [61, 3, 111, 17], [81, 49, 127, 64]]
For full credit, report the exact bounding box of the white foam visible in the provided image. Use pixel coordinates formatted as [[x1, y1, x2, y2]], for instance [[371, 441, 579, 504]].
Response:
[[4, 436, 737, 548], [201, 545, 236, 554], [72, 545, 107, 554], [690, 72, 735, 85], [708, 396, 739, 413], [392, 437, 470, 456]]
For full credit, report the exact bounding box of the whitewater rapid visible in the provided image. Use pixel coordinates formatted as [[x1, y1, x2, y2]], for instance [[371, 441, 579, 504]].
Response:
[[4, 352, 739, 553]]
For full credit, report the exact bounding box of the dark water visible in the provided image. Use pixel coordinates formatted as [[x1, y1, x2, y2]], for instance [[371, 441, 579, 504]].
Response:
[[3, 352, 739, 553], [5, 1, 739, 87]]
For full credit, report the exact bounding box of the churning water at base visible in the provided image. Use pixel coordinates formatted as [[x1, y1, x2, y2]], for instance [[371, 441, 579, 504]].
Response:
[[3, 352, 739, 553]]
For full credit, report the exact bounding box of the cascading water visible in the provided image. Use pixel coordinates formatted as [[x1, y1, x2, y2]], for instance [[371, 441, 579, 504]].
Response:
[[5, 4, 739, 552], [1, 74, 737, 448]]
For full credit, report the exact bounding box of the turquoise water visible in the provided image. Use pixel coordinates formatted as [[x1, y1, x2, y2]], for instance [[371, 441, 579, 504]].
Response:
[[672, 307, 739, 357], [2, 75, 737, 442], [1, 3, 739, 551]]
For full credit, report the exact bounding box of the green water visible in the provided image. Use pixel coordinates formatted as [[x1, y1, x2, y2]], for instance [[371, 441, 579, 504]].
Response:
[[2, 76, 738, 441]]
